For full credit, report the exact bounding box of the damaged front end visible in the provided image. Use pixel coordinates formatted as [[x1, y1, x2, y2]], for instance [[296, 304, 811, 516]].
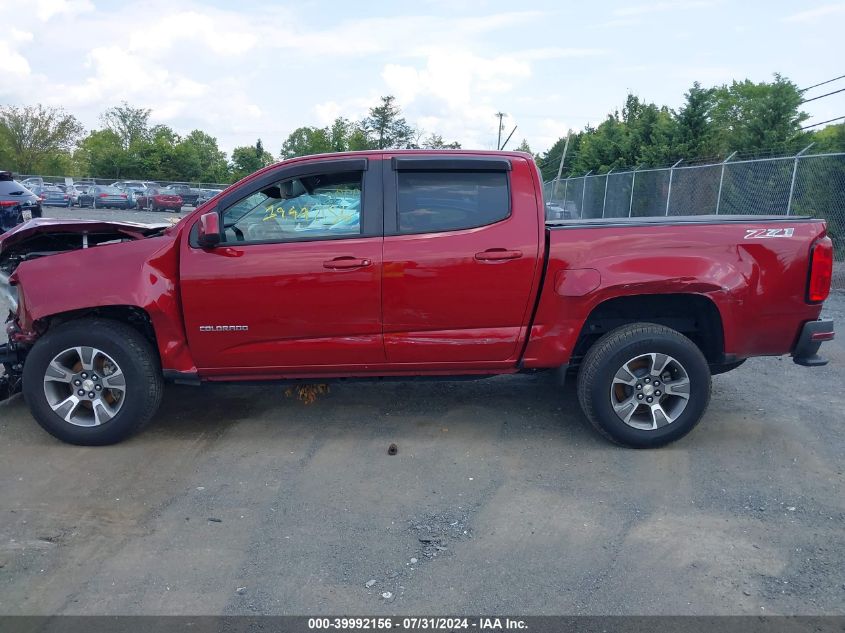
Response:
[[0, 340, 23, 400], [1, 275, 25, 400], [0, 218, 171, 401]]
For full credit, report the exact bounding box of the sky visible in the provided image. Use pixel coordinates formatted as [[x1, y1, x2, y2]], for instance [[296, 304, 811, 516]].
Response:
[[1, 0, 844, 158]]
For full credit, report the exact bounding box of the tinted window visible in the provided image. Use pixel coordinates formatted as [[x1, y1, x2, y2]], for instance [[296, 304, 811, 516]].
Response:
[[397, 171, 509, 234], [221, 170, 362, 244], [99, 186, 121, 194]]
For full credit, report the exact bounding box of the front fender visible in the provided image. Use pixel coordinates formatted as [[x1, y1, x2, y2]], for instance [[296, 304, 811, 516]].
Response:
[[12, 235, 197, 374]]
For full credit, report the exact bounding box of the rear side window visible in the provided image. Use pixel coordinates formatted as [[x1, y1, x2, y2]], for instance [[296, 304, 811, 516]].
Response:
[[397, 171, 510, 234], [0, 180, 30, 195]]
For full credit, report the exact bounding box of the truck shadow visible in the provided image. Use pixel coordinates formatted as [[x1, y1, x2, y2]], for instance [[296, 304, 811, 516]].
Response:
[[147, 373, 601, 447]]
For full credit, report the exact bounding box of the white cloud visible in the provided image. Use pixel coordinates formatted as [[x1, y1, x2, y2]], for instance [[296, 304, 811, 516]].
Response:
[[128, 11, 257, 57], [34, 0, 93, 21], [0, 41, 31, 77], [614, 1, 715, 16], [10, 28, 33, 42], [782, 3, 845, 22], [516, 47, 609, 61]]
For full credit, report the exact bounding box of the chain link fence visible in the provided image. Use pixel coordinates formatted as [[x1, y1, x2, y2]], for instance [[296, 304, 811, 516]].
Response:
[[545, 150, 845, 289]]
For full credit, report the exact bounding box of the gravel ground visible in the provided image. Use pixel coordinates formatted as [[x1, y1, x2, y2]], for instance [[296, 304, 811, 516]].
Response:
[[0, 208, 843, 615]]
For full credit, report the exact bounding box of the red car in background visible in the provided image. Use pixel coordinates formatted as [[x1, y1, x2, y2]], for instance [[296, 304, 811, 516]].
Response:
[[136, 187, 183, 212]]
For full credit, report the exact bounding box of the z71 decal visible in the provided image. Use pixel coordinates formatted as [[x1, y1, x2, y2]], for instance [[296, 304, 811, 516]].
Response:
[[744, 228, 795, 239]]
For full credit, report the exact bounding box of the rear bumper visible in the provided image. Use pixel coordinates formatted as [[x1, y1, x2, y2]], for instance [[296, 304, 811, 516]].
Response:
[[792, 318, 835, 367]]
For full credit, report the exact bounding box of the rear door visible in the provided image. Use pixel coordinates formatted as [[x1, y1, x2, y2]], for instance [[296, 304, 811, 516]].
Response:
[[381, 155, 541, 364], [180, 157, 385, 373]]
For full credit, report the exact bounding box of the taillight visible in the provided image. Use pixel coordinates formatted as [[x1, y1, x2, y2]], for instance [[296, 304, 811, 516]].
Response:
[[121, 193, 127, 198], [99, 193, 108, 197], [0, 200, 18, 207], [808, 236, 833, 303]]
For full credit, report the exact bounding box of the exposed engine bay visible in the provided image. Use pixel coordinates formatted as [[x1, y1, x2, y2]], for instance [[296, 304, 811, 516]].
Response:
[[0, 226, 167, 275]]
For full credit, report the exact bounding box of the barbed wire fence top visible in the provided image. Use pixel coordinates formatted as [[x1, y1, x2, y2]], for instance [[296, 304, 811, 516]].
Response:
[[544, 149, 845, 288]]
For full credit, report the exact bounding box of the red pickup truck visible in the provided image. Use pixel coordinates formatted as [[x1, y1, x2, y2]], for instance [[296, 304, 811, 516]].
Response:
[[0, 151, 835, 447]]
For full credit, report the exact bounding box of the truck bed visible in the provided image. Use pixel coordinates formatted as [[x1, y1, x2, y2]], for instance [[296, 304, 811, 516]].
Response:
[[523, 215, 827, 369]]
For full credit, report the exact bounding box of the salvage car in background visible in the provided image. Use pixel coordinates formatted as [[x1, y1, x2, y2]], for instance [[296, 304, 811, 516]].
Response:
[[166, 183, 200, 206], [137, 187, 182, 212], [81, 185, 131, 209], [32, 185, 71, 207], [195, 188, 224, 206], [66, 185, 86, 207], [0, 172, 41, 233]]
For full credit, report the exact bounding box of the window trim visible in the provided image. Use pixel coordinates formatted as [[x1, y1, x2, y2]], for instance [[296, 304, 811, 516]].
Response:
[[190, 158, 380, 248], [391, 156, 512, 172], [383, 161, 513, 237]]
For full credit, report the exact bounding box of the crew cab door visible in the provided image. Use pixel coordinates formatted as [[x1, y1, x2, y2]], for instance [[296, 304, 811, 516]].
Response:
[[381, 156, 542, 364], [179, 158, 384, 373]]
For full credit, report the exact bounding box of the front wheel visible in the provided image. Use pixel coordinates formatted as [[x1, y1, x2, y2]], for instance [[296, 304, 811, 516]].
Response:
[[22, 319, 164, 445], [576, 323, 711, 448]]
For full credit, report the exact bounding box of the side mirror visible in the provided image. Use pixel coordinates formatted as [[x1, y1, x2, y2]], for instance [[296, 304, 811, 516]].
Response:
[[197, 211, 221, 248]]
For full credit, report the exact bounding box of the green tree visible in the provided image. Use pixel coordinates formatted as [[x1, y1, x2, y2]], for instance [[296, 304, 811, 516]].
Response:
[[514, 139, 532, 155], [708, 74, 807, 153], [100, 102, 151, 149], [810, 122, 845, 152], [347, 126, 372, 151], [676, 82, 716, 157], [280, 126, 332, 159], [0, 104, 84, 174], [174, 130, 228, 182], [133, 125, 181, 180], [230, 139, 274, 180], [79, 129, 130, 179], [361, 96, 415, 149], [422, 133, 461, 150], [328, 117, 353, 152]]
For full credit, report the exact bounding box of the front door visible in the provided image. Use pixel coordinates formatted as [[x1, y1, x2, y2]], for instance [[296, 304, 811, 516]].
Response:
[[180, 158, 385, 373]]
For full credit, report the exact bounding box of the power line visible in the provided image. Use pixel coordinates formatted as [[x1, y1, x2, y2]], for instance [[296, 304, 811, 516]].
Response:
[[801, 87, 845, 104], [801, 115, 845, 130], [800, 74, 845, 93]]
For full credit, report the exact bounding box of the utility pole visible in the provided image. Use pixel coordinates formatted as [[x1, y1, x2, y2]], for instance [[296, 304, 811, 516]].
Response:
[[551, 131, 571, 201], [495, 112, 505, 150]]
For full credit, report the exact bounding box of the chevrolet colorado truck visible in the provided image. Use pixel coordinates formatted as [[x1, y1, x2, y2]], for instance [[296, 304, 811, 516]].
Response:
[[0, 150, 835, 447]]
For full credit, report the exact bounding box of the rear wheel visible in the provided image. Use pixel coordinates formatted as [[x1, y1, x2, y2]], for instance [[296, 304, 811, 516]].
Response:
[[576, 323, 711, 448], [22, 319, 164, 445]]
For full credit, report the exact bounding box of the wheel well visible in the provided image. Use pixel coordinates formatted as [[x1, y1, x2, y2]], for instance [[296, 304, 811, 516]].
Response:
[[38, 306, 159, 355], [572, 294, 725, 366]]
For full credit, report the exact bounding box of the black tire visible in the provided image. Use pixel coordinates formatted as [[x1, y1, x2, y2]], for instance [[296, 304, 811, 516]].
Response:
[[22, 319, 164, 446], [576, 323, 711, 448]]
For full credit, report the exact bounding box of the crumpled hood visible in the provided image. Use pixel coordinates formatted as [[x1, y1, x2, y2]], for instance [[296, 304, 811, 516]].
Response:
[[0, 217, 171, 253]]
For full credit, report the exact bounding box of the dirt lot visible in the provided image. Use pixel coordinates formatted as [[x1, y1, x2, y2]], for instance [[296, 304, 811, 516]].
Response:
[[0, 208, 843, 615]]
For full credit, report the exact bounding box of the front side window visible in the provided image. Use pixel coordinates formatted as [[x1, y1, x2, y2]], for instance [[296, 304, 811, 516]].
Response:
[[222, 171, 362, 243], [397, 171, 509, 234]]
